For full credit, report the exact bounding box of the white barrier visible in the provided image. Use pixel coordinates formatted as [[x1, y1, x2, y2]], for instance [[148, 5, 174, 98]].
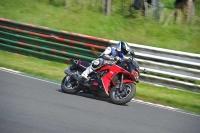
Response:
[[109, 40, 200, 92]]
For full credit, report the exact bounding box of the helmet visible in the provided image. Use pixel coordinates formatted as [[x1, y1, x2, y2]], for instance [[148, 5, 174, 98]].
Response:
[[116, 41, 130, 58]]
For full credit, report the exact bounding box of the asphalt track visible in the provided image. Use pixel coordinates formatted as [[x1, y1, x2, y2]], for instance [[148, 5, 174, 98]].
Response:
[[0, 69, 200, 133]]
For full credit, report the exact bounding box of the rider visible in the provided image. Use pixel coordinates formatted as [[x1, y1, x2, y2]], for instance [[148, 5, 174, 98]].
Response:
[[81, 41, 132, 80]]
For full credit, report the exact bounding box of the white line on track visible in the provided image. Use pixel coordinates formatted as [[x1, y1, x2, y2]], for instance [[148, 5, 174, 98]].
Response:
[[0, 67, 199, 117], [131, 99, 177, 110], [131, 99, 200, 117], [0, 67, 20, 74], [0, 67, 60, 85]]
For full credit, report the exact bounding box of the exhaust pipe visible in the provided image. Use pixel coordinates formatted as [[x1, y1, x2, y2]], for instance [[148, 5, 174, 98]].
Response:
[[64, 68, 89, 86], [64, 68, 80, 81], [64, 69, 72, 76]]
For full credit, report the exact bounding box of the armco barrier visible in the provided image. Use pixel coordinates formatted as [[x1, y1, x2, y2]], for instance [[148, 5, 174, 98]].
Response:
[[0, 18, 200, 92], [110, 41, 200, 92]]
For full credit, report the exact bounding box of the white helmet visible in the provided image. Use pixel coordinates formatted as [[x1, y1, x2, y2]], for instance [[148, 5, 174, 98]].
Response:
[[116, 41, 130, 56]]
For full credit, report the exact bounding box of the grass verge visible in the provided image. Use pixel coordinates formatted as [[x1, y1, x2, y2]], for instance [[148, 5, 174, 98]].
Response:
[[0, 0, 199, 54], [0, 50, 199, 114]]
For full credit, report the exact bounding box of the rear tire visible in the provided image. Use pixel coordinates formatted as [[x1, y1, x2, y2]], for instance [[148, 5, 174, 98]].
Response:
[[61, 75, 80, 94], [110, 83, 136, 105]]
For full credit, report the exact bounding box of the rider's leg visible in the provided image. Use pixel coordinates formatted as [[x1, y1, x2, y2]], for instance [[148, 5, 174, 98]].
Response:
[[81, 58, 103, 80], [81, 65, 93, 80]]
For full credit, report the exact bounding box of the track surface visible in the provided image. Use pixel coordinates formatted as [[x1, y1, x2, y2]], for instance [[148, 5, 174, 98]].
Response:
[[0, 70, 200, 133]]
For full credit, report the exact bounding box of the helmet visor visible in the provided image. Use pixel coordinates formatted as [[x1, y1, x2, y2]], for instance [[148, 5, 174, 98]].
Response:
[[121, 47, 129, 55], [121, 42, 129, 55], [118, 52, 124, 59]]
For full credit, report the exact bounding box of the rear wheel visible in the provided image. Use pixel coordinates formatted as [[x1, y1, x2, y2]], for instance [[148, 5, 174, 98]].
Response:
[[110, 83, 136, 105], [61, 75, 80, 94]]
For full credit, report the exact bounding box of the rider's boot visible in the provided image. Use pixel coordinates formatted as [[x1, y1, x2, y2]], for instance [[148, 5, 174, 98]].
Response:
[[81, 65, 93, 81]]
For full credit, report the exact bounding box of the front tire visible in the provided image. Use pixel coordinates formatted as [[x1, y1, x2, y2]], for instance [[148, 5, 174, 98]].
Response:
[[110, 83, 136, 105], [61, 75, 80, 94]]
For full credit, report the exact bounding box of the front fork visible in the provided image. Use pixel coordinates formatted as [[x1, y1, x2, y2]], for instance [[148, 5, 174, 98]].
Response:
[[114, 74, 124, 92], [119, 74, 124, 91]]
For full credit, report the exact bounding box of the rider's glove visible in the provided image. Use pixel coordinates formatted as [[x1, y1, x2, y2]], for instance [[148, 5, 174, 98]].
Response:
[[114, 56, 121, 61]]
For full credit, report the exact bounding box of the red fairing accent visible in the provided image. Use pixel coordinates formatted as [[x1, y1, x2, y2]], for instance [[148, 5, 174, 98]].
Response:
[[123, 79, 134, 84], [93, 82, 98, 86], [97, 65, 134, 96], [78, 60, 87, 68], [132, 70, 139, 79]]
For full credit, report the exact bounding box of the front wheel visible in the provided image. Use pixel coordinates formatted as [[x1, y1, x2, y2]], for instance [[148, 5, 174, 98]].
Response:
[[110, 83, 136, 105], [61, 75, 80, 94]]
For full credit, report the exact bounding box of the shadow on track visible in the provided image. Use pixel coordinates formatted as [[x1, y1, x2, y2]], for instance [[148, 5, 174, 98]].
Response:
[[57, 89, 129, 106]]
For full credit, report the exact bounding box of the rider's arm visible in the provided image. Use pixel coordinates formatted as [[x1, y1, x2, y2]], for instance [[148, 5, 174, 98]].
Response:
[[100, 47, 115, 60], [123, 56, 130, 60]]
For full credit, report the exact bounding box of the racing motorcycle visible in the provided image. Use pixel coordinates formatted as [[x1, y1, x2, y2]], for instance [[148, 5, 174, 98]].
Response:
[[61, 50, 140, 105]]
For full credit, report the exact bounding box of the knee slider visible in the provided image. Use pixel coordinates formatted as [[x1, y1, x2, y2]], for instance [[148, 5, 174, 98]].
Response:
[[91, 59, 102, 69]]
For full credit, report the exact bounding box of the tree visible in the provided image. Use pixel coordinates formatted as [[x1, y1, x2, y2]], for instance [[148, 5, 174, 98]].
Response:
[[102, 0, 111, 16]]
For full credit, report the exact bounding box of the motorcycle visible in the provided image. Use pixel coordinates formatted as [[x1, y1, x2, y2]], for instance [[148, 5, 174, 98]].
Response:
[[61, 49, 140, 105]]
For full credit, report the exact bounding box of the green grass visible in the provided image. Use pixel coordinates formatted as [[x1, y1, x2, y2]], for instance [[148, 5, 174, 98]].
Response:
[[136, 83, 200, 114], [0, 50, 200, 114], [0, 0, 199, 53], [0, 51, 67, 81]]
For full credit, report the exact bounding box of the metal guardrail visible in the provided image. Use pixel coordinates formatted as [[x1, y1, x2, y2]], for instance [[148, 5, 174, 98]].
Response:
[[0, 18, 199, 92], [110, 41, 200, 92]]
